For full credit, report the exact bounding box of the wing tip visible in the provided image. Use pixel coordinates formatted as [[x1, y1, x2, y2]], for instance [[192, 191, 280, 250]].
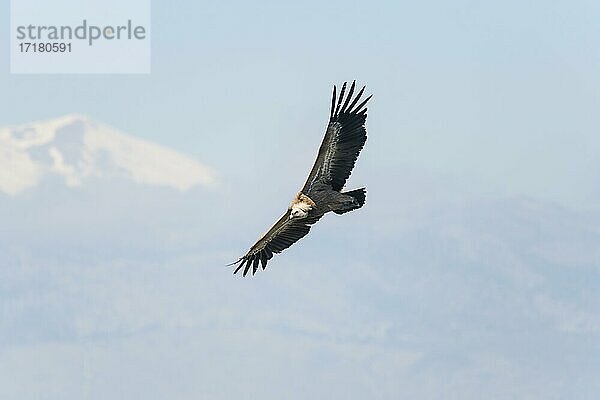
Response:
[[232, 258, 245, 275], [229, 255, 269, 277], [226, 257, 242, 267], [330, 80, 372, 120]]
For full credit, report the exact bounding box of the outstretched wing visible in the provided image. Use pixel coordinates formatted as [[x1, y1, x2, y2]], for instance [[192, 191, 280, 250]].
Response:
[[303, 81, 372, 192], [230, 211, 322, 276]]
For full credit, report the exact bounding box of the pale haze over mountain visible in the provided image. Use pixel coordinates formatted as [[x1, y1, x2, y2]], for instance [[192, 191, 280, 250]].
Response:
[[0, 116, 598, 400]]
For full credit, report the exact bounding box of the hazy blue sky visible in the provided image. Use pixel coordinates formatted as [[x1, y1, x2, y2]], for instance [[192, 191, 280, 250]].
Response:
[[1, 0, 600, 209], [1, 1, 600, 399]]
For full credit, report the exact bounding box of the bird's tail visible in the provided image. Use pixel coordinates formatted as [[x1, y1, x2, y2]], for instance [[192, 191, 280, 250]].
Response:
[[334, 188, 366, 215]]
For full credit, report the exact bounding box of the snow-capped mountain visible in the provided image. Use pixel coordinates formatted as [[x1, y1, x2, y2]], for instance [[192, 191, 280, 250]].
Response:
[[0, 114, 215, 195]]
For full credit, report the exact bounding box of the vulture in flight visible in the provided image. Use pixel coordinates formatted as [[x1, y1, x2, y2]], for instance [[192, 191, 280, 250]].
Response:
[[230, 81, 372, 276]]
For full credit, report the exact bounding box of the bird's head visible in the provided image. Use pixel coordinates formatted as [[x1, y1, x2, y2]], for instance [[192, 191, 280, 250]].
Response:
[[289, 206, 308, 220], [289, 192, 315, 220]]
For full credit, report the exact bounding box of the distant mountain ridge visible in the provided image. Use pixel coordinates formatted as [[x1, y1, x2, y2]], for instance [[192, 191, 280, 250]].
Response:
[[0, 114, 215, 195]]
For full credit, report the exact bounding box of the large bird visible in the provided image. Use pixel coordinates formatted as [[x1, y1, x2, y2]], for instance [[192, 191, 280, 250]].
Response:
[[230, 81, 372, 276]]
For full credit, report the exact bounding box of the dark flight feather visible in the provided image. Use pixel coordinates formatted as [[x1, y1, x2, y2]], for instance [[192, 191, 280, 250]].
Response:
[[303, 81, 371, 192], [230, 209, 322, 275]]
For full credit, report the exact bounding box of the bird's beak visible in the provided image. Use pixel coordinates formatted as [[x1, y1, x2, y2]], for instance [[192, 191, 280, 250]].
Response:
[[289, 214, 294, 220]]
